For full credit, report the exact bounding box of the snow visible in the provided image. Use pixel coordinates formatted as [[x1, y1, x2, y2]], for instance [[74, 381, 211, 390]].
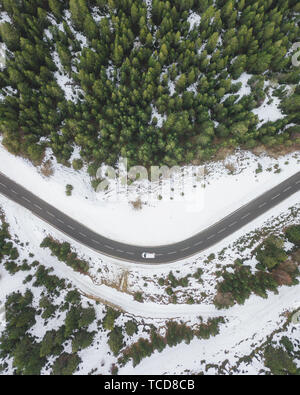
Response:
[[0, 43, 7, 71], [0, 196, 216, 319], [143, 0, 152, 22], [1, 4, 299, 377], [91, 8, 106, 23], [253, 90, 285, 125], [0, 12, 11, 24], [118, 284, 300, 375], [236, 314, 300, 375], [188, 12, 201, 31], [0, 141, 298, 246], [233, 72, 252, 97], [44, 28, 53, 41], [0, 183, 299, 375], [64, 10, 88, 49], [0, 11, 10, 72], [52, 50, 81, 102], [47, 18, 85, 103], [0, 233, 116, 374], [186, 82, 198, 94], [0, 185, 299, 318], [150, 104, 167, 127], [168, 79, 176, 96], [231, 73, 286, 125]]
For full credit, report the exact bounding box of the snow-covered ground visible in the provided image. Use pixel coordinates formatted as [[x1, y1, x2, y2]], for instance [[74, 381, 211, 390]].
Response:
[[0, 186, 299, 317], [0, 191, 299, 375], [0, 140, 298, 246], [0, 138, 298, 375], [232, 73, 286, 126], [253, 88, 285, 126], [119, 286, 299, 375], [188, 11, 201, 31], [1, 4, 299, 375], [0, 11, 11, 24]]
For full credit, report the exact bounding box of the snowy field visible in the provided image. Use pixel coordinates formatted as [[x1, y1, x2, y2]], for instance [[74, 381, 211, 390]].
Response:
[[0, 140, 299, 246]]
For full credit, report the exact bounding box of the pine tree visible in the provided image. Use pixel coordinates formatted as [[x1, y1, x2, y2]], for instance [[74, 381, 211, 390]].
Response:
[[206, 32, 219, 53], [0, 23, 20, 50]]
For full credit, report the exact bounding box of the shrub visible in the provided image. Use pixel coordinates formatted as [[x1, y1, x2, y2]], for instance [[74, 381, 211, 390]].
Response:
[[255, 236, 288, 270], [285, 225, 300, 246], [125, 321, 138, 337], [134, 292, 143, 302], [103, 308, 120, 331], [52, 353, 81, 375], [264, 346, 297, 375], [66, 184, 74, 196], [108, 327, 124, 356], [72, 159, 83, 171]]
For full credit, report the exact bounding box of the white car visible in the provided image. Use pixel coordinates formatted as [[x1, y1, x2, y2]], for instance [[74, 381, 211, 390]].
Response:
[[142, 252, 156, 259]]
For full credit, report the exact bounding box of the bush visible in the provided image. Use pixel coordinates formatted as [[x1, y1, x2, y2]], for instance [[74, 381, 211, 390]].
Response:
[[66, 184, 74, 196], [215, 266, 278, 308], [134, 292, 143, 302], [125, 321, 138, 337], [103, 308, 120, 331], [52, 353, 81, 375], [285, 225, 300, 246], [72, 330, 95, 353], [72, 159, 83, 171], [41, 237, 90, 273], [255, 236, 288, 270], [264, 346, 297, 375], [108, 327, 124, 356]]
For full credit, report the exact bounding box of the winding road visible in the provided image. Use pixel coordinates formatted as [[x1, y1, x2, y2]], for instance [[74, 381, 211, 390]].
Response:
[[0, 171, 299, 264]]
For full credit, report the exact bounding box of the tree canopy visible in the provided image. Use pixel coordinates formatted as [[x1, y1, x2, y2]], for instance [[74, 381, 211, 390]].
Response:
[[0, 1, 299, 173]]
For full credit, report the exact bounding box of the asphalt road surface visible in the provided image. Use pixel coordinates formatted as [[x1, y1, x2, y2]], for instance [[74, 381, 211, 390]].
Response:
[[0, 171, 299, 264]]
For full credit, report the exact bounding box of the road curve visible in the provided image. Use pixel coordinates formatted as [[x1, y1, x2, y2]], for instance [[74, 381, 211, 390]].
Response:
[[0, 171, 299, 264]]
